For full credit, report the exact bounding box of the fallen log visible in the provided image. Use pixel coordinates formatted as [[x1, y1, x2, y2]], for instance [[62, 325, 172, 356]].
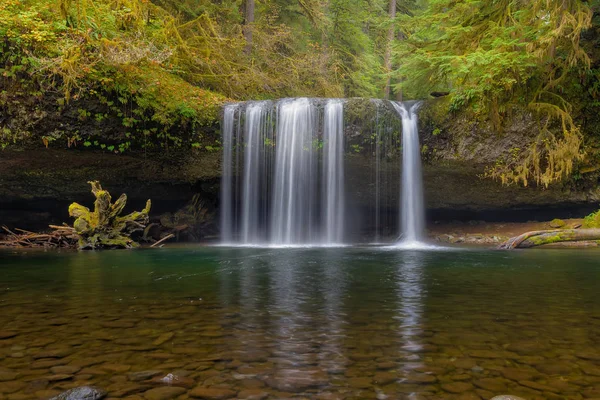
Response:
[[499, 229, 600, 249]]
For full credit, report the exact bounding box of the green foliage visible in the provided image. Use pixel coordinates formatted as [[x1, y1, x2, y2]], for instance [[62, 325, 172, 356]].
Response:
[[584, 209, 600, 229], [396, 0, 594, 187], [69, 181, 151, 249]]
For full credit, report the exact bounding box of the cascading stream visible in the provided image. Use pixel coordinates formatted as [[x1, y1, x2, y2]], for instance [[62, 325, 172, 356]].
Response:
[[270, 98, 318, 245], [392, 102, 426, 246], [322, 100, 345, 244], [220, 104, 237, 244]]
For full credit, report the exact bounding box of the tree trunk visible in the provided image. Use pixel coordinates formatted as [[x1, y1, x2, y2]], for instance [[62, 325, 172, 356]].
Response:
[[383, 0, 396, 100], [244, 0, 255, 55], [499, 229, 600, 249]]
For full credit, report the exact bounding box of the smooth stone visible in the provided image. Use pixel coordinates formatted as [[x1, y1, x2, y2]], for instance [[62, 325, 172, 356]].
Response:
[[490, 396, 527, 400], [100, 321, 136, 329], [348, 377, 372, 389], [403, 374, 437, 384], [468, 350, 505, 359], [108, 384, 151, 397], [44, 374, 74, 382], [153, 333, 174, 346], [238, 351, 269, 363], [143, 387, 186, 400], [0, 382, 25, 394], [506, 341, 548, 355], [0, 370, 19, 382], [576, 352, 600, 361], [265, 374, 327, 392], [441, 382, 474, 394], [33, 348, 72, 359], [49, 386, 107, 400], [189, 387, 237, 399], [372, 372, 397, 385], [518, 380, 557, 392], [128, 371, 163, 382], [51, 366, 81, 375], [101, 364, 131, 373], [69, 360, 103, 369], [501, 368, 538, 382], [473, 377, 508, 392], [535, 362, 574, 375], [236, 389, 268, 400], [376, 362, 396, 370], [0, 332, 18, 340]]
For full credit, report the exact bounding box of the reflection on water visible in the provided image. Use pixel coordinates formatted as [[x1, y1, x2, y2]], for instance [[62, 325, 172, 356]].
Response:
[[1, 247, 600, 399], [396, 251, 425, 383]]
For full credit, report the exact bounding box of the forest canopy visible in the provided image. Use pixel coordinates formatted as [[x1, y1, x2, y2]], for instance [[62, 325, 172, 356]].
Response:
[[1, 0, 599, 186]]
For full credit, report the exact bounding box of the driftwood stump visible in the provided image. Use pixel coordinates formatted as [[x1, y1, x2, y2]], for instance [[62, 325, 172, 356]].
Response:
[[499, 229, 600, 249]]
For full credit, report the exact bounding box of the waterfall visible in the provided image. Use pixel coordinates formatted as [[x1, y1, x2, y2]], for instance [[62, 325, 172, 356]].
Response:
[[220, 104, 237, 243], [322, 100, 345, 244], [240, 101, 272, 243], [392, 102, 425, 245], [220, 98, 425, 246], [270, 98, 318, 245], [220, 98, 346, 246]]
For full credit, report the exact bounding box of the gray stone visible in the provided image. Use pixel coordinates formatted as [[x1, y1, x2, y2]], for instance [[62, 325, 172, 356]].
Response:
[[49, 386, 107, 400]]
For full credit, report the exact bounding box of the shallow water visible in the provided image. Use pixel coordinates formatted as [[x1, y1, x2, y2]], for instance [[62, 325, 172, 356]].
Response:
[[1, 247, 600, 400]]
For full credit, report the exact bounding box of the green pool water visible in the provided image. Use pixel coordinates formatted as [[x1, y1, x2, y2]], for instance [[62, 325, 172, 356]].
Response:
[[1, 246, 599, 399]]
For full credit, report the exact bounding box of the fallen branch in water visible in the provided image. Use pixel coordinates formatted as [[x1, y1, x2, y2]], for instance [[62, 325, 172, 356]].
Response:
[[150, 233, 175, 248], [0, 225, 78, 249], [499, 229, 600, 249]]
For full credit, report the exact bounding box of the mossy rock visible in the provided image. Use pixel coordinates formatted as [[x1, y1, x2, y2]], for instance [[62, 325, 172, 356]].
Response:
[[549, 218, 566, 228]]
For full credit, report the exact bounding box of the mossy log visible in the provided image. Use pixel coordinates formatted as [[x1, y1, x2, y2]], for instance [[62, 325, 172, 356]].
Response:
[[500, 229, 600, 249]]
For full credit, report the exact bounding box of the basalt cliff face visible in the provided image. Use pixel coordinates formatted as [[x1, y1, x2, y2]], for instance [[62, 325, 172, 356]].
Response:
[[1, 98, 599, 231]]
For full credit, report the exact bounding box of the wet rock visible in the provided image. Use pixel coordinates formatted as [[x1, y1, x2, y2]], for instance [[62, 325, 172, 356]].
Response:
[[518, 380, 556, 392], [189, 387, 237, 399], [403, 374, 437, 384], [372, 372, 397, 385], [506, 341, 548, 355], [376, 362, 396, 370], [69, 359, 103, 369], [265, 373, 328, 392], [468, 350, 505, 359], [33, 348, 72, 359], [44, 374, 74, 382], [237, 389, 268, 400], [51, 366, 82, 375], [100, 364, 131, 373], [37, 390, 63, 399], [0, 369, 19, 382], [576, 351, 600, 361], [108, 384, 151, 397], [238, 350, 269, 363], [49, 386, 107, 400], [473, 377, 507, 392], [151, 373, 194, 388], [535, 361, 574, 375], [348, 377, 372, 389], [143, 387, 186, 400], [128, 371, 163, 382], [100, 321, 136, 329], [501, 367, 538, 382], [0, 332, 18, 340], [152, 333, 174, 346], [441, 382, 474, 393], [490, 396, 526, 400], [0, 381, 25, 394]]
